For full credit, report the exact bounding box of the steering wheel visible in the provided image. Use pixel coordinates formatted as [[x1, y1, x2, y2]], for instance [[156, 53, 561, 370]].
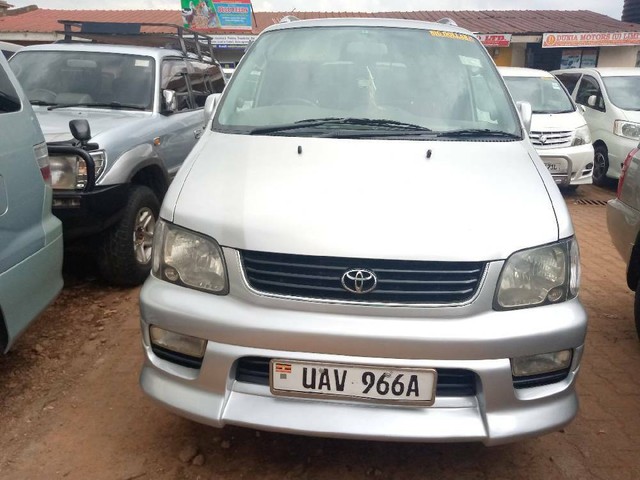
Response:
[[273, 97, 317, 107]]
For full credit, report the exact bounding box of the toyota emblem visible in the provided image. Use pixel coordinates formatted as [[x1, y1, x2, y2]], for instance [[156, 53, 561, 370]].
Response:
[[539, 134, 548, 145], [341, 269, 377, 294]]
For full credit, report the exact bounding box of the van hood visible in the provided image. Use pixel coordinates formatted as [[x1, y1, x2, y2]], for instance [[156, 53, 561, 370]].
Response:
[[171, 134, 559, 262], [530, 110, 586, 131], [619, 109, 640, 123], [33, 107, 151, 143]]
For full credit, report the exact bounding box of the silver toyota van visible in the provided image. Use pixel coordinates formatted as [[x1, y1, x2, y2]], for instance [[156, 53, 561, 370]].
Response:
[[139, 18, 587, 445]]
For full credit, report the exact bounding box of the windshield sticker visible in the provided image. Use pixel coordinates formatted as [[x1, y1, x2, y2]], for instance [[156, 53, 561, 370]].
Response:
[[458, 56, 482, 68], [135, 59, 151, 67], [430, 30, 473, 42]]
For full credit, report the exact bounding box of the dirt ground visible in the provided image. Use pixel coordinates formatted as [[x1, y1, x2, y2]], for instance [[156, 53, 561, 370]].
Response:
[[1, 184, 639, 480]]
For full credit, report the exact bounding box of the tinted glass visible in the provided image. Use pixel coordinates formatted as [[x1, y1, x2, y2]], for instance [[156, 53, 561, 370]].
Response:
[[575, 75, 604, 110], [602, 76, 640, 111], [503, 76, 574, 114], [161, 59, 192, 111], [554, 73, 581, 94], [215, 26, 520, 137], [10, 51, 155, 110], [0, 64, 21, 114]]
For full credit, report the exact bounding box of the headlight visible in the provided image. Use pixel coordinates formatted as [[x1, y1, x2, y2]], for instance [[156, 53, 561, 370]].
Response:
[[152, 219, 229, 294], [49, 150, 106, 190], [495, 238, 580, 310], [571, 125, 591, 146], [614, 120, 640, 140]]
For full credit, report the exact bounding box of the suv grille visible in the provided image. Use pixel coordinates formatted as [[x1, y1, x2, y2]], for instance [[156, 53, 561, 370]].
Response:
[[530, 130, 573, 149], [236, 357, 477, 397], [241, 250, 485, 305]]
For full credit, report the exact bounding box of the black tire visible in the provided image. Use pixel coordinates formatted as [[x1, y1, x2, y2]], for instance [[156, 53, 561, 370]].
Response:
[[560, 185, 579, 193], [592, 145, 610, 187], [635, 280, 640, 340], [98, 185, 160, 286]]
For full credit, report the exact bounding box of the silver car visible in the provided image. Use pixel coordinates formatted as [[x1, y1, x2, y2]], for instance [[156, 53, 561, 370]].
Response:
[[139, 18, 587, 445], [0, 52, 63, 352]]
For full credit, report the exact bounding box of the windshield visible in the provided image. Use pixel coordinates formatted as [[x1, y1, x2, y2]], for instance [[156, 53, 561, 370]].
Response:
[[9, 51, 156, 110], [502, 76, 574, 114], [214, 26, 521, 139], [602, 76, 640, 111]]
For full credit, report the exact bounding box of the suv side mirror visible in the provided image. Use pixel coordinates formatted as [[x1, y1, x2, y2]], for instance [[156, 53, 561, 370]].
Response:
[[69, 119, 91, 145], [587, 95, 597, 108], [162, 89, 177, 114], [516, 101, 533, 134], [204, 93, 222, 123]]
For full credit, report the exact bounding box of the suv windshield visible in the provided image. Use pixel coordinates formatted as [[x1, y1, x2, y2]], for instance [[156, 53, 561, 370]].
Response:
[[602, 76, 640, 111], [214, 26, 521, 139], [9, 51, 156, 111], [503, 76, 575, 114]]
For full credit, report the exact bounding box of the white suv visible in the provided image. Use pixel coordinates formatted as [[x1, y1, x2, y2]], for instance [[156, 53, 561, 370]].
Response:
[[553, 67, 640, 186]]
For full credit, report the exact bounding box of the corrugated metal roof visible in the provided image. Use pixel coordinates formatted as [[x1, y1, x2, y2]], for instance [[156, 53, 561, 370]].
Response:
[[1, 8, 639, 36]]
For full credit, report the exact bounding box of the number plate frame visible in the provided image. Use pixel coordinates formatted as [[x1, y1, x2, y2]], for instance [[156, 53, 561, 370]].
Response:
[[543, 158, 568, 174], [269, 359, 438, 407]]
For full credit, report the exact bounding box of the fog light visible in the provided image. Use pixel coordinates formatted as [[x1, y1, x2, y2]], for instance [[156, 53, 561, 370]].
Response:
[[511, 350, 572, 377], [149, 326, 207, 359]]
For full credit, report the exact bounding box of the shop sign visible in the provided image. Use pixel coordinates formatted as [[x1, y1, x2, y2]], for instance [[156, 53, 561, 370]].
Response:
[[477, 34, 512, 47], [182, 0, 253, 31], [211, 34, 257, 48], [543, 31, 640, 48]]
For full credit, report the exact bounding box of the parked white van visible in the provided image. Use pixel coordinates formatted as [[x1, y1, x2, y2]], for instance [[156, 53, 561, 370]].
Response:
[[500, 67, 593, 189], [139, 18, 587, 445], [553, 67, 640, 186]]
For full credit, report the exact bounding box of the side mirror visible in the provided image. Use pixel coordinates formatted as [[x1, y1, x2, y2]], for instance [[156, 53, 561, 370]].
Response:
[[516, 101, 533, 134], [69, 119, 91, 145], [162, 89, 177, 113], [204, 93, 222, 123], [587, 95, 597, 108]]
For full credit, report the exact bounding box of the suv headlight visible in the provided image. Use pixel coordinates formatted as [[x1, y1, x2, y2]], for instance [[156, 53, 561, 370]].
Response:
[[614, 120, 640, 140], [495, 238, 580, 310], [571, 125, 591, 146], [49, 150, 106, 190], [152, 219, 229, 294]]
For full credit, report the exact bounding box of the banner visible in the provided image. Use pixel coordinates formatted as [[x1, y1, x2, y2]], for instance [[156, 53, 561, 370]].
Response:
[[477, 34, 512, 48], [181, 0, 253, 31], [543, 31, 640, 48]]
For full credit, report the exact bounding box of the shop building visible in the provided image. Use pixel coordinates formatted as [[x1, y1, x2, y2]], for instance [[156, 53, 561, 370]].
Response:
[[1, 7, 640, 71]]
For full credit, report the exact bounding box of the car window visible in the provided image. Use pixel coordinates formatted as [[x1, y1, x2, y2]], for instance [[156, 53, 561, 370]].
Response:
[[0, 64, 21, 113], [503, 76, 574, 114], [575, 75, 605, 111], [10, 51, 155, 110], [161, 59, 193, 111], [602, 76, 640, 111], [215, 26, 520, 137], [554, 73, 581, 94], [187, 60, 225, 108]]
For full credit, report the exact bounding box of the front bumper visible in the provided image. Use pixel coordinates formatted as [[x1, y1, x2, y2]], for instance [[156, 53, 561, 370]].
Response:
[[53, 184, 129, 240], [537, 143, 594, 186], [139, 251, 588, 445]]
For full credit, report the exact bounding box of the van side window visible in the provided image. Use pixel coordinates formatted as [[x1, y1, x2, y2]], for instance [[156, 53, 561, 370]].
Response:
[[0, 66, 21, 113], [555, 73, 581, 95], [187, 61, 225, 108], [576, 75, 605, 111], [161, 59, 193, 111]]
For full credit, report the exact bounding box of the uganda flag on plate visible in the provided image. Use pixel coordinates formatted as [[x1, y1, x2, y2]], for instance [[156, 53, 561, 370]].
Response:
[[275, 362, 292, 374]]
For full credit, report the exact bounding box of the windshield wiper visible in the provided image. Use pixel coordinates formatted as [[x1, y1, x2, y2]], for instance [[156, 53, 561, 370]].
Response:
[[30, 100, 55, 106], [47, 102, 147, 111], [435, 128, 521, 139], [249, 117, 433, 135]]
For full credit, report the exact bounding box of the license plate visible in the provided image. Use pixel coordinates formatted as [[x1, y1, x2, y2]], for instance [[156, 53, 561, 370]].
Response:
[[269, 359, 437, 406], [544, 161, 567, 174]]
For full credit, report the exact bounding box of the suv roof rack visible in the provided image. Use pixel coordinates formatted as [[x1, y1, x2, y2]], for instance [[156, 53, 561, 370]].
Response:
[[56, 20, 217, 62]]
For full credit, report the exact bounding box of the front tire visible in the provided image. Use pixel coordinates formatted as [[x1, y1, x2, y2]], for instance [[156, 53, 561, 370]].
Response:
[[635, 280, 640, 340], [98, 185, 160, 286], [593, 145, 609, 187]]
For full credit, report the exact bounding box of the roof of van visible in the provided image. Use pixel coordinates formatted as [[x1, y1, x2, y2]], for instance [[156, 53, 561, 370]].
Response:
[[551, 67, 640, 77], [498, 67, 554, 78]]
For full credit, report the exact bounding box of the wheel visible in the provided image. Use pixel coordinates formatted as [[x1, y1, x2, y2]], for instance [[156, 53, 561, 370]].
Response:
[[592, 145, 610, 187], [560, 185, 579, 193], [98, 185, 160, 286]]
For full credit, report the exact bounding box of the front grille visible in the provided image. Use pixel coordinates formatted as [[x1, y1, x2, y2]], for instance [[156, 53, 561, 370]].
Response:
[[530, 130, 573, 149], [241, 250, 485, 305], [235, 357, 477, 397]]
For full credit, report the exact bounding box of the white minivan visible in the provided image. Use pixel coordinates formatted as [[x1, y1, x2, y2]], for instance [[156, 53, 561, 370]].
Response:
[[139, 18, 586, 445], [553, 67, 640, 186], [500, 67, 593, 189]]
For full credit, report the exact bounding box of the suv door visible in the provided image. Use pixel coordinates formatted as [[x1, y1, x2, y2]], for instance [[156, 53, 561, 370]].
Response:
[[157, 58, 203, 178]]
